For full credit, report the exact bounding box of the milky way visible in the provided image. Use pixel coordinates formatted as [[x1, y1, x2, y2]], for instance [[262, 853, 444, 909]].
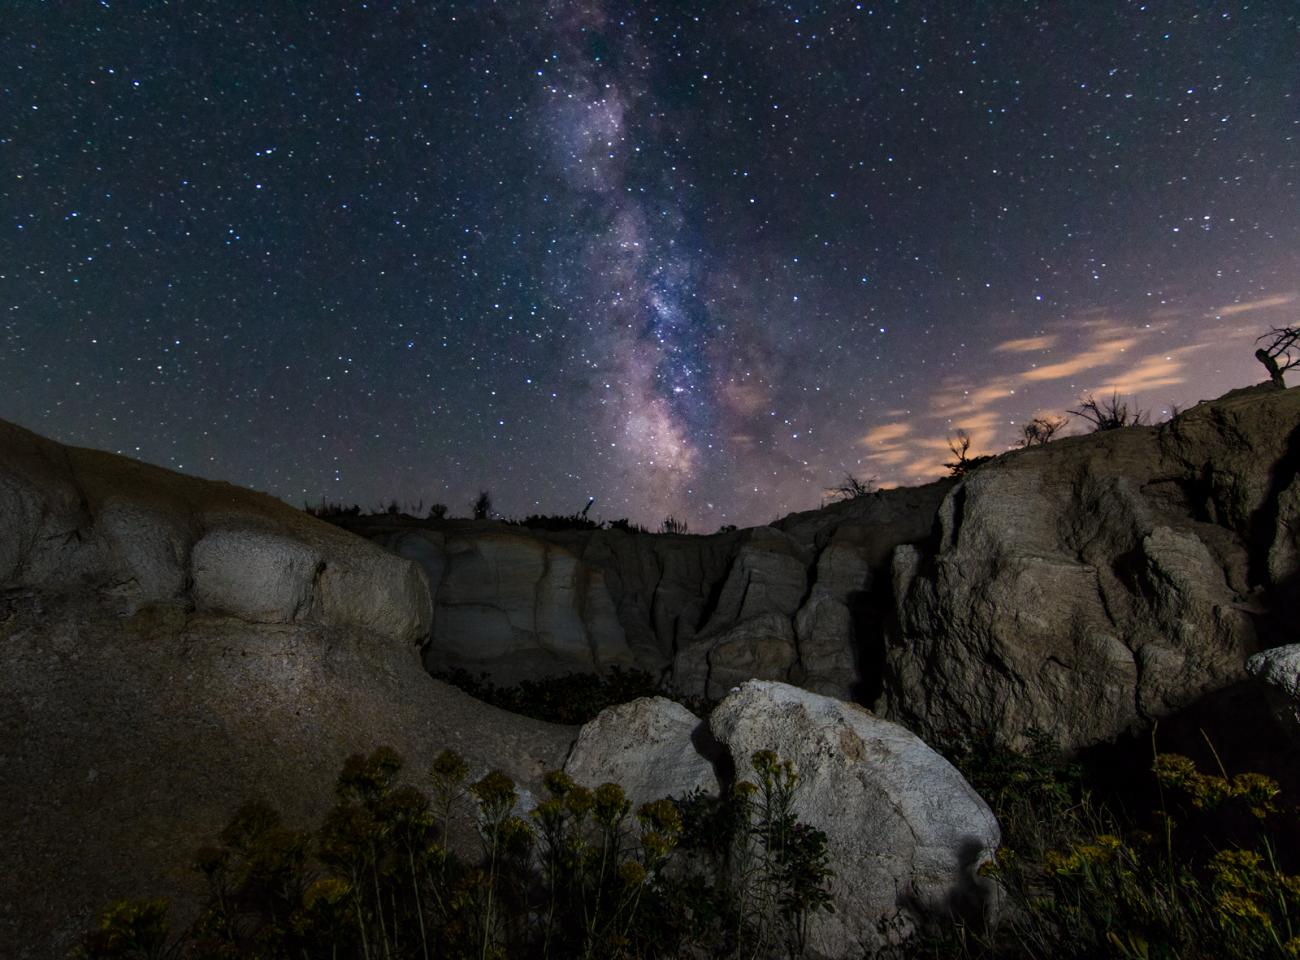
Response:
[[2, 3, 1298, 528]]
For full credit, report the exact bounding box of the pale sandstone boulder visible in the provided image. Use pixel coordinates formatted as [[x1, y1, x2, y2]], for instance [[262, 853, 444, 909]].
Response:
[[317, 546, 433, 644], [192, 527, 322, 622], [95, 498, 191, 602], [1247, 644, 1300, 736], [563, 696, 720, 805], [710, 681, 1001, 957]]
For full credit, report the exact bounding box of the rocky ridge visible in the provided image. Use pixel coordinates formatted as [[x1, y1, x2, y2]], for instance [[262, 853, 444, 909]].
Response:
[[345, 383, 1300, 753]]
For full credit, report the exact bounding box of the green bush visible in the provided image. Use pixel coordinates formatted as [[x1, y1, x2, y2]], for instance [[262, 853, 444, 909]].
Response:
[[936, 733, 1300, 960], [76, 732, 1300, 959], [76, 746, 833, 960]]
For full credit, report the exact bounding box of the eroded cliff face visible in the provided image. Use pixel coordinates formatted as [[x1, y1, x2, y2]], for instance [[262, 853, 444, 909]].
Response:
[[346, 383, 1300, 752], [343, 479, 950, 699]]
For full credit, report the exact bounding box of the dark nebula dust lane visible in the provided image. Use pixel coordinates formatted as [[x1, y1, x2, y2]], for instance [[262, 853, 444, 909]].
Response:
[[2, 2, 1297, 528]]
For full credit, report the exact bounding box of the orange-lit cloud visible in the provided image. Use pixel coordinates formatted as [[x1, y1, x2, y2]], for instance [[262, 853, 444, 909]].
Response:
[[993, 334, 1057, 353], [855, 294, 1270, 490], [1019, 338, 1138, 382], [861, 446, 913, 466], [859, 422, 911, 446], [929, 377, 1017, 418], [1091, 344, 1205, 396], [720, 378, 768, 416], [1213, 294, 1296, 317]]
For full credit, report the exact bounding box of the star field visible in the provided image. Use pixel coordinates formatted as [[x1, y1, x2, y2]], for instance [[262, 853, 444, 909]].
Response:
[[3, 2, 1298, 528]]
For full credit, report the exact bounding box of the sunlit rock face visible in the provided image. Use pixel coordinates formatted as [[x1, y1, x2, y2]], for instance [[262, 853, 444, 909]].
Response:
[[885, 384, 1300, 751]]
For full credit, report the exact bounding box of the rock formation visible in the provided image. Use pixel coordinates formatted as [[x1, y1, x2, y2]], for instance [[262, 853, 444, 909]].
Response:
[[0, 418, 573, 957], [1248, 644, 1300, 741], [886, 383, 1298, 750]]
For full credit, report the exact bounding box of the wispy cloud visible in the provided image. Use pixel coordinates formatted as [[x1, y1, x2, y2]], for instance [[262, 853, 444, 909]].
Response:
[[859, 422, 911, 446], [848, 288, 1289, 493], [993, 334, 1057, 353], [1213, 294, 1296, 317], [1019, 338, 1138, 382], [1092, 344, 1205, 396]]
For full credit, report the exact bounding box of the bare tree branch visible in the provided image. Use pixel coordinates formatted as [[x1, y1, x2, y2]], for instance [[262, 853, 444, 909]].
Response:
[[1018, 415, 1068, 446], [1255, 326, 1300, 387], [1069, 393, 1147, 432]]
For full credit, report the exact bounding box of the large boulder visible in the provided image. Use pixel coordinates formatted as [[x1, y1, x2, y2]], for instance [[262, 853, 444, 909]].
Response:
[[191, 527, 322, 622], [710, 681, 1001, 956], [0, 418, 433, 646], [563, 696, 720, 805], [1247, 644, 1300, 740]]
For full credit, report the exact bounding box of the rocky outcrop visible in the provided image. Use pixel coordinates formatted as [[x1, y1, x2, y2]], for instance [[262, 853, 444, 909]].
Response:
[[347, 483, 949, 701], [884, 384, 1300, 751], [563, 681, 1001, 956], [406, 527, 640, 683], [0, 418, 433, 645], [0, 420, 569, 958]]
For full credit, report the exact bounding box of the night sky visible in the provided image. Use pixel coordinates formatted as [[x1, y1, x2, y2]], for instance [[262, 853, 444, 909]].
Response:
[[3, 3, 1298, 529]]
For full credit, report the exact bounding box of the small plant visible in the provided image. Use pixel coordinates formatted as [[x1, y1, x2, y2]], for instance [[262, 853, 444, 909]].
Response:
[[73, 898, 176, 960], [1070, 392, 1148, 431], [827, 473, 877, 501], [945, 429, 994, 476], [743, 751, 835, 957], [1018, 415, 1068, 446], [427, 502, 448, 520], [659, 515, 690, 535], [965, 744, 1300, 960], [514, 512, 601, 531], [472, 490, 493, 521], [607, 518, 648, 534], [304, 499, 362, 518]]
